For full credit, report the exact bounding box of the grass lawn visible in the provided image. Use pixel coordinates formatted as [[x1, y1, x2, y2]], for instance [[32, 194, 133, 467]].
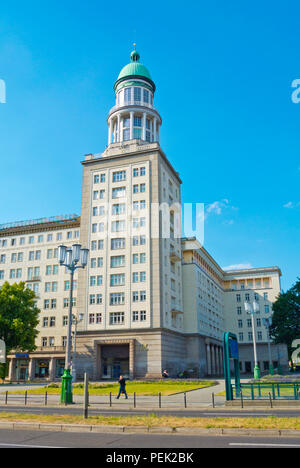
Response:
[[0, 412, 299, 430], [7, 380, 216, 396]]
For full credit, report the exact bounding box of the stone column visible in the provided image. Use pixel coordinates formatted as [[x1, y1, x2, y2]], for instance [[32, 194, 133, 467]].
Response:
[[28, 358, 35, 381], [142, 113, 146, 141], [214, 346, 219, 375], [130, 112, 134, 140], [129, 340, 135, 379], [108, 118, 112, 145], [49, 358, 55, 381], [117, 114, 121, 142], [8, 358, 16, 381], [206, 344, 211, 376], [212, 346, 216, 375], [220, 347, 224, 375], [153, 117, 157, 142]]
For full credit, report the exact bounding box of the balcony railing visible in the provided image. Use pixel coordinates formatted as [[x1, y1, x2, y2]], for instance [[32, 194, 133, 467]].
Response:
[[108, 100, 157, 116]]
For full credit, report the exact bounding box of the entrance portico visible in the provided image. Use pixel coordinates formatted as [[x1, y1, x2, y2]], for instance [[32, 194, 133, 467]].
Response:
[[93, 339, 135, 380]]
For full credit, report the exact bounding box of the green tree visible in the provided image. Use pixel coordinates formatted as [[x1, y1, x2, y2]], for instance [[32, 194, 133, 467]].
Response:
[[0, 282, 40, 358], [269, 278, 300, 359]]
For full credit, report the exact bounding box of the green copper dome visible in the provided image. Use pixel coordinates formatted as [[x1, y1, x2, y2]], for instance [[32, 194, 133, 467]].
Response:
[[114, 49, 155, 93]]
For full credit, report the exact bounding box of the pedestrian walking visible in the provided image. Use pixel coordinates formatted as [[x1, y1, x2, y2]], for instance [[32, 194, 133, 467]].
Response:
[[116, 375, 128, 399]]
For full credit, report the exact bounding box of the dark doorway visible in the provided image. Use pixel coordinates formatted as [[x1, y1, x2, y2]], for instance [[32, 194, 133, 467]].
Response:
[[101, 344, 129, 379]]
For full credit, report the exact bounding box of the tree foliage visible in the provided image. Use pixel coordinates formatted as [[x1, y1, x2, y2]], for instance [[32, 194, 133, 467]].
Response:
[[269, 278, 300, 358], [0, 282, 40, 356]]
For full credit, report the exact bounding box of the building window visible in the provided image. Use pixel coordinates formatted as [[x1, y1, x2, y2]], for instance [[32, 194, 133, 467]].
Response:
[[112, 171, 126, 182], [140, 291, 146, 302], [89, 294, 95, 305], [140, 310, 146, 321], [111, 220, 125, 232], [50, 317, 56, 327], [140, 272, 146, 282], [110, 274, 125, 286], [43, 318, 48, 327], [132, 272, 139, 283], [257, 331, 262, 341], [133, 311, 139, 322], [134, 87, 141, 102], [112, 187, 126, 199], [110, 312, 125, 325], [42, 338, 48, 347], [123, 128, 130, 141], [96, 294, 102, 304], [133, 291, 139, 302], [89, 314, 95, 324], [256, 318, 261, 327], [111, 256, 125, 268], [110, 293, 125, 305], [111, 238, 125, 250], [96, 313, 102, 324], [112, 204, 126, 215], [124, 88, 131, 103]]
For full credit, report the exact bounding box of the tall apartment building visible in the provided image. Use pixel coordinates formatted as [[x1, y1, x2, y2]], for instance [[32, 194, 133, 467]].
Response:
[[75, 48, 185, 379], [1, 49, 288, 380]]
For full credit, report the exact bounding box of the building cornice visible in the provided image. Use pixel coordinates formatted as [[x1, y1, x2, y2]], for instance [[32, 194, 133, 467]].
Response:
[[82, 141, 182, 184], [0, 216, 80, 237]]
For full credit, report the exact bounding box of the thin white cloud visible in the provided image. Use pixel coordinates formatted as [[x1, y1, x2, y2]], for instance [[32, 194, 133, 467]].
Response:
[[222, 263, 253, 271], [283, 201, 300, 209], [206, 201, 224, 215]]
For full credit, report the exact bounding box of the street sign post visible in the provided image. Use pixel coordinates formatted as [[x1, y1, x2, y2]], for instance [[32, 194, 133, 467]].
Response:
[[223, 332, 241, 401]]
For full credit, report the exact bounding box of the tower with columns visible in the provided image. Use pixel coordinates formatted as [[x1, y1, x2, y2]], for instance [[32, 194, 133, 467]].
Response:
[[107, 48, 162, 146]]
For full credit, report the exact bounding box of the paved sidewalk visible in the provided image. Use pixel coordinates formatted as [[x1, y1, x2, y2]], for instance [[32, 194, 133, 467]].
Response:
[[0, 380, 225, 410]]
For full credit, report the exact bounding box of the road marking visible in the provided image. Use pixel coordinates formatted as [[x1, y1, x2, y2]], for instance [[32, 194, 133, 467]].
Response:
[[0, 442, 65, 448], [203, 413, 269, 416], [229, 443, 300, 448]]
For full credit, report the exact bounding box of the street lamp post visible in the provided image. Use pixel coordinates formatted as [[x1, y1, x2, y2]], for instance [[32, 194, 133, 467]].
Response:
[[245, 301, 260, 380], [263, 317, 274, 375], [58, 244, 89, 404], [71, 313, 84, 383]]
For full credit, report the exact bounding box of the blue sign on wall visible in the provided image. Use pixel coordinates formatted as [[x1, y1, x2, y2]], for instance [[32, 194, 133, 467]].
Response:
[[229, 339, 239, 360]]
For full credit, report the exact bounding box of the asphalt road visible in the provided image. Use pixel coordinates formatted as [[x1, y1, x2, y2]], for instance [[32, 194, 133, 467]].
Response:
[[0, 429, 299, 449]]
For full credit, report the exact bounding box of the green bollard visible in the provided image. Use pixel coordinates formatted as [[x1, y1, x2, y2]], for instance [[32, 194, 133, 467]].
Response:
[[60, 369, 73, 404]]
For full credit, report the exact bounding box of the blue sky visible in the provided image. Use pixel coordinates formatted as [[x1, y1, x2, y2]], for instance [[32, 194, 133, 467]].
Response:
[[0, 0, 299, 291]]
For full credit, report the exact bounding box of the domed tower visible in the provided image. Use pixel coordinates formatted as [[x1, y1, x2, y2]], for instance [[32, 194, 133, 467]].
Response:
[[107, 47, 162, 145]]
